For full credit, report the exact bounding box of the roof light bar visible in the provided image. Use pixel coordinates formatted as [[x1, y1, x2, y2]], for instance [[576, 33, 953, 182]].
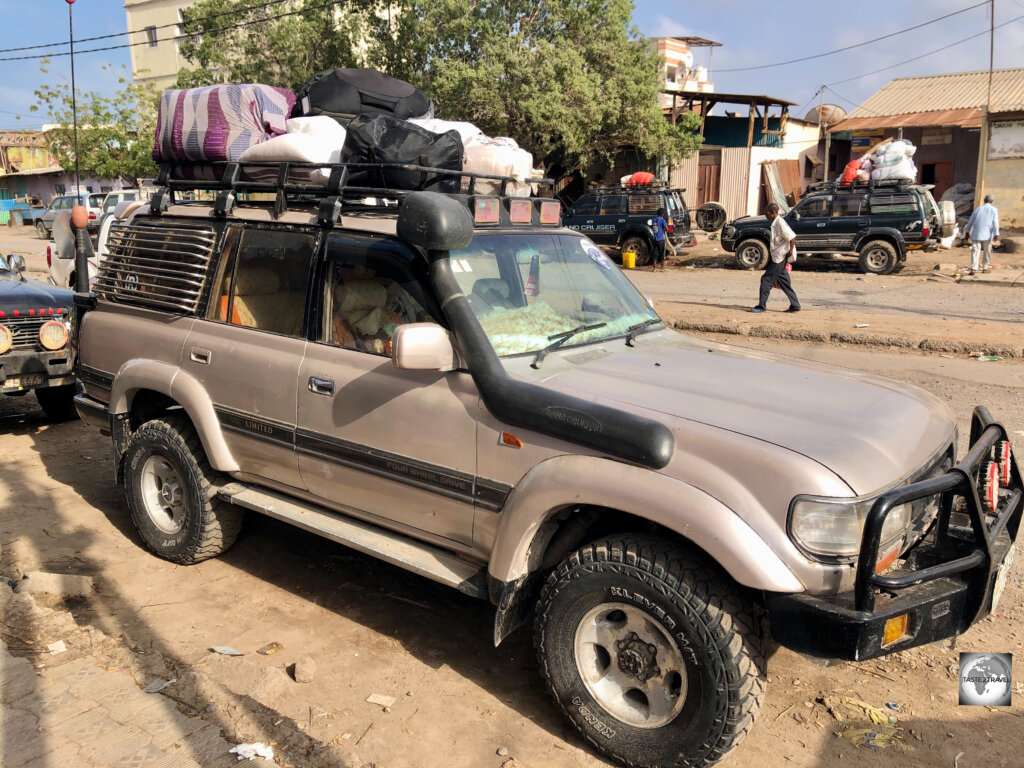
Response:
[[508, 199, 532, 223], [539, 200, 561, 225], [474, 197, 500, 224]]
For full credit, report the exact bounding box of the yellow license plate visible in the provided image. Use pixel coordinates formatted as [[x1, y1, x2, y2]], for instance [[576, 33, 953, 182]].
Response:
[[6, 373, 45, 389], [991, 544, 1015, 613]]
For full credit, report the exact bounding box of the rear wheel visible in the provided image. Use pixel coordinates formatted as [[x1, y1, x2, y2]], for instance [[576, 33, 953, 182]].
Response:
[[858, 240, 898, 275], [621, 236, 652, 267], [123, 415, 242, 564], [535, 535, 766, 768], [35, 384, 77, 422], [36, 221, 48, 240], [736, 239, 768, 270]]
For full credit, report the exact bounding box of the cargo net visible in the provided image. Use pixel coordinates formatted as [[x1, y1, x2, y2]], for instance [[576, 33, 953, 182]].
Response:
[[94, 222, 218, 313]]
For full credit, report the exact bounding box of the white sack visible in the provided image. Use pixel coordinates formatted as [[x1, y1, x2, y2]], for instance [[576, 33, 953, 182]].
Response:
[[463, 135, 534, 197], [238, 116, 347, 164], [410, 118, 483, 145]]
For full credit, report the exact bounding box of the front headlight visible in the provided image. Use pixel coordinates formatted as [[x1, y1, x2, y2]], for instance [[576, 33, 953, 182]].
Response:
[[791, 497, 911, 558]]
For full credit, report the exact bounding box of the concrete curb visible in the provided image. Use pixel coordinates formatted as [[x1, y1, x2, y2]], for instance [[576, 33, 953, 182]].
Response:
[[672, 320, 1023, 359]]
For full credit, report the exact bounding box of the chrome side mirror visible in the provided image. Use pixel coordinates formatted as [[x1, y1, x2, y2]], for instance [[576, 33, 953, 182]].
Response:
[[7, 254, 26, 273], [392, 323, 458, 372]]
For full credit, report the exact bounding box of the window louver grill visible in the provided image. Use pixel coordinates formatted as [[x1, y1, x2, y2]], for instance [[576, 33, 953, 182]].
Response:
[[94, 223, 217, 313]]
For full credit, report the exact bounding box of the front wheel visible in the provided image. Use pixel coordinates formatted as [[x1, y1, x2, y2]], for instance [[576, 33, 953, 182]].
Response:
[[123, 415, 242, 564], [535, 535, 766, 768], [36, 221, 48, 240], [621, 236, 652, 267], [735, 239, 768, 270], [858, 239, 898, 275]]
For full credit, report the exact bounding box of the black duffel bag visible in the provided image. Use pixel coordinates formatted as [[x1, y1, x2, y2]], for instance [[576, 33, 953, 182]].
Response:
[[294, 68, 433, 124], [341, 114, 463, 193]]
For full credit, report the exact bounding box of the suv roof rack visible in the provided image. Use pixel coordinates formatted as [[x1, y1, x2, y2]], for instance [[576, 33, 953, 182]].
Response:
[[803, 178, 918, 195], [149, 160, 554, 223], [586, 181, 681, 195]]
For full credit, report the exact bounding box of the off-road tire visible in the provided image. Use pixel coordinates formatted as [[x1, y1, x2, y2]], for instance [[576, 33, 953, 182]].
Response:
[[123, 415, 242, 564], [535, 534, 766, 768], [736, 238, 769, 270], [35, 384, 78, 422], [858, 239, 897, 275], [621, 236, 652, 267], [36, 221, 48, 240]]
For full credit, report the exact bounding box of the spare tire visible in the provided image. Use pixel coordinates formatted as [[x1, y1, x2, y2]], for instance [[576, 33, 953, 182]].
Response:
[[696, 202, 728, 233]]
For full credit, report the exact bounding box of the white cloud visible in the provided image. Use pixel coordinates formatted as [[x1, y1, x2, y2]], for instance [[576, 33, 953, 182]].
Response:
[[650, 15, 696, 37]]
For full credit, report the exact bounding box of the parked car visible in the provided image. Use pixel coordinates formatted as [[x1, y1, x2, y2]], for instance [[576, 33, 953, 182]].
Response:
[[72, 161, 1020, 768], [0, 252, 76, 420], [563, 182, 691, 266], [721, 179, 943, 274], [35, 193, 104, 239]]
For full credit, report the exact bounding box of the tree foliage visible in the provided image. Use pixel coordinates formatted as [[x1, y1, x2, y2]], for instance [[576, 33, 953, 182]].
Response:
[[31, 63, 159, 187], [176, 0, 701, 169]]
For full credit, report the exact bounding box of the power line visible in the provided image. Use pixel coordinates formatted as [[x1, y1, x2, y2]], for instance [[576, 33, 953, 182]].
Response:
[[0, 0, 345, 63], [826, 12, 1024, 88], [717, 1, 988, 73], [0, 0, 294, 54]]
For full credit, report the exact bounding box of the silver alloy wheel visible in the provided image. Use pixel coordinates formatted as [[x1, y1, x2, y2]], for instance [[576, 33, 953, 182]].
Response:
[[738, 243, 764, 268], [574, 602, 686, 729], [140, 454, 187, 535], [864, 247, 890, 271]]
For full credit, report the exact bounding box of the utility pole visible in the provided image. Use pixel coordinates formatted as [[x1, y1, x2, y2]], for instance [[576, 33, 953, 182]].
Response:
[[978, 0, 995, 201], [66, 0, 81, 204], [817, 86, 825, 181]]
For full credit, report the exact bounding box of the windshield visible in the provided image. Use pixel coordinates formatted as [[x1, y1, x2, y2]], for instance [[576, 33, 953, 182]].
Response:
[[450, 233, 659, 357]]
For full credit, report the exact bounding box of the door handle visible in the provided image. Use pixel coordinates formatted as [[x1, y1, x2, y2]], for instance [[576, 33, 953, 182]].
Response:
[[308, 376, 335, 396], [190, 347, 211, 364], [816, 223, 826, 227]]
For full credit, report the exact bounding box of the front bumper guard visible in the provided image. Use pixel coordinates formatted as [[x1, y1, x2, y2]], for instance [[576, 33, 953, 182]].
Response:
[[767, 406, 1022, 661]]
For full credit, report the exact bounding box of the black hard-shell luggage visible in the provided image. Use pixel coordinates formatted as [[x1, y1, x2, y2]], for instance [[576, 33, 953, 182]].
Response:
[[341, 114, 463, 193], [294, 68, 433, 124]]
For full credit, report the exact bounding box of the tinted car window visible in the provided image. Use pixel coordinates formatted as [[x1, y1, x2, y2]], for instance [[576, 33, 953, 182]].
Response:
[[89, 194, 104, 209], [600, 196, 625, 215], [628, 195, 662, 214], [793, 196, 832, 218], [572, 196, 598, 215], [833, 196, 865, 216], [869, 193, 918, 216]]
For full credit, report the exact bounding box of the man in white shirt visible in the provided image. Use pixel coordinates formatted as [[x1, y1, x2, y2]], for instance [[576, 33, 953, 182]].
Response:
[[751, 202, 800, 313], [965, 194, 999, 274]]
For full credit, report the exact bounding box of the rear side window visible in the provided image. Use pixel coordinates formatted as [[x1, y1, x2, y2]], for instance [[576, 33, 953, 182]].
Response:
[[211, 228, 315, 338], [628, 195, 662, 213], [572, 196, 598, 216], [833, 196, 865, 216], [869, 193, 919, 216], [95, 220, 218, 313], [600, 195, 625, 215]]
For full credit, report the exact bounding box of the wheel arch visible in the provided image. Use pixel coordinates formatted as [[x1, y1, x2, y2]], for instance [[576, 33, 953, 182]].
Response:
[[109, 360, 238, 474], [488, 455, 802, 644], [617, 228, 655, 249], [855, 230, 906, 256]]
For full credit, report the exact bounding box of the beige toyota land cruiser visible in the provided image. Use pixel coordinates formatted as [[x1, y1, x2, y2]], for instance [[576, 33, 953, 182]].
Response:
[[70, 160, 1021, 768]]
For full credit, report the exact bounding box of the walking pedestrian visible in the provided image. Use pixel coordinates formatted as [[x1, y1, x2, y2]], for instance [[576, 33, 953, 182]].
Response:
[[649, 208, 669, 271], [965, 194, 999, 275], [751, 203, 800, 313]]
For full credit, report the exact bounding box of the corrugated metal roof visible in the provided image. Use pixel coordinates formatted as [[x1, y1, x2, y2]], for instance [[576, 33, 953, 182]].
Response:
[[844, 68, 1024, 121], [831, 108, 983, 132]]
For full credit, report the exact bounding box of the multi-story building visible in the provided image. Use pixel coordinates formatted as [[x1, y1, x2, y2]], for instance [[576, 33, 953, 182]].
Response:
[[652, 36, 718, 110], [125, 0, 197, 90]]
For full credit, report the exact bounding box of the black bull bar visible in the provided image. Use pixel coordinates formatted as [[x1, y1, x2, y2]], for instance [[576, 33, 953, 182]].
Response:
[[767, 406, 1022, 661]]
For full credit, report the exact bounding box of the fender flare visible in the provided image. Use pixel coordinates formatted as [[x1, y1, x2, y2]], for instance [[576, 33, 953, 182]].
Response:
[[488, 454, 802, 592], [109, 359, 238, 472], [617, 228, 656, 251], [855, 229, 906, 255]]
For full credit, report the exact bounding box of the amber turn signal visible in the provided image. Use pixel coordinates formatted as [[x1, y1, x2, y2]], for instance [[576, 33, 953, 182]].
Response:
[[882, 614, 909, 646]]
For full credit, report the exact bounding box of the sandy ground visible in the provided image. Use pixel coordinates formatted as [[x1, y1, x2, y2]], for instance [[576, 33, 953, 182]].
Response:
[[1, 223, 1023, 768]]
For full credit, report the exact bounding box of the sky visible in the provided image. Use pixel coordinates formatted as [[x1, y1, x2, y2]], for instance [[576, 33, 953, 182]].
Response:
[[1, 0, 1024, 131]]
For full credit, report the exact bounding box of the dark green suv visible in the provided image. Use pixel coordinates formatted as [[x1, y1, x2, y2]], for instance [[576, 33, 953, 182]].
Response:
[[563, 184, 690, 266], [722, 180, 944, 275]]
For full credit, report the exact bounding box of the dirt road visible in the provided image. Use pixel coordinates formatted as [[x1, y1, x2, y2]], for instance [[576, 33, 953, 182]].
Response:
[[1, 224, 1022, 768]]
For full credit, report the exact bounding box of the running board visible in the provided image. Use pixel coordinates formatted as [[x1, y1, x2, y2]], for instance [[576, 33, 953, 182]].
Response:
[[217, 484, 488, 599]]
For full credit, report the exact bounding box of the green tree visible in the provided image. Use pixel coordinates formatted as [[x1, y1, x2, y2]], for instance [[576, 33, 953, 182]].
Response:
[[30, 62, 159, 188], [175, 0, 701, 169]]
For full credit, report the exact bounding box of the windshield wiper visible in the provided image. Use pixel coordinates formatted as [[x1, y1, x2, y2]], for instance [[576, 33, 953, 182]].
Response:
[[625, 318, 661, 347], [531, 322, 607, 369]]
